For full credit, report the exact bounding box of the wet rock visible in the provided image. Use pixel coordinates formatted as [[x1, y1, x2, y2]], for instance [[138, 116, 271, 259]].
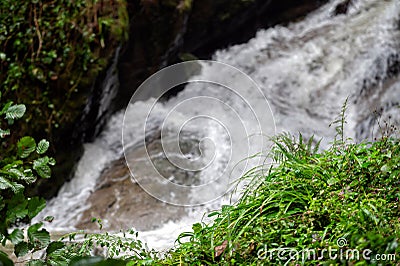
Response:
[[333, 0, 352, 16], [76, 156, 186, 231], [76, 132, 201, 231]]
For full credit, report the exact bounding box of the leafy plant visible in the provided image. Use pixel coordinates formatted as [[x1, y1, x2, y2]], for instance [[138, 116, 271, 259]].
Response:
[[0, 101, 55, 260], [43, 228, 157, 265], [329, 96, 349, 145]]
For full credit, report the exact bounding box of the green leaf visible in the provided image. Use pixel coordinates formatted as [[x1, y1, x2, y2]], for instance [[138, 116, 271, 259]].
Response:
[[7, 168, 25, 180], [17, 136, 36, 158], [5, 104, 26, 120], [28, 223, 50, 249], [0, 128, 10, 138], [0, 175, 23, 193], [33, 157, 51, 178], [28, 223, 42, 235], [0, 102, 13, 115], [2, 161, 23, 170], [9, 228, 24, 245], [48, 157, 56, 166], [192, 223, 202, 234], [207, 211, 219, 217], [14, 241, 29, 257], [6, 199, 28, 223], [44, 216, 54, 223], [21, 169, 37, 184], [0, 176, 13, 190], [36, 139, 49, 154], [27, 197, 46, 219], [46, 241, 65, 255], [0, 249, 13, 266], [27, 260, 46, 266], [10, 181, 24, 194]]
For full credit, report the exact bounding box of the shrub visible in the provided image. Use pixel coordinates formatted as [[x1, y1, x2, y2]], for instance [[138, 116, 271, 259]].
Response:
[[0, 101, 55, 259]]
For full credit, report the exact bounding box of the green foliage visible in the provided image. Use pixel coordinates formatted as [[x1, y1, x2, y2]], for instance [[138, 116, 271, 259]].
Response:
[[0, 0, 128, 140], [156, 123, 400, 264], [38, 227, 157, 265], [3, 104, 26, 121], [0, 250, 13, 266], [33, 156, 55, 179], [4, 216, 156, 265], [36, 139, 50, 155], [17, 136, 36, 158], [0, 102, 54, 260]]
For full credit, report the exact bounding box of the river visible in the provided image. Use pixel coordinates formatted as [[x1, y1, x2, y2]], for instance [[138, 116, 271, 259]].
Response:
[[35, 0, 400, 251]]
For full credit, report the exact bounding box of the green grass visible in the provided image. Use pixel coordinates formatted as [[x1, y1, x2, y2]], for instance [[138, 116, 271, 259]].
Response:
[[154, 133, 400, 265]]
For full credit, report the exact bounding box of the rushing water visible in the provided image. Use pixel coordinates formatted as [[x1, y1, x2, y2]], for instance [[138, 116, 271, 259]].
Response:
[[36, 0, 400, 250]]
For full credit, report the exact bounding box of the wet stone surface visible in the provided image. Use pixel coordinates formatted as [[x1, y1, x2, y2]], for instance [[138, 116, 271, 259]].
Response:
[[76, 132, 201, 231]]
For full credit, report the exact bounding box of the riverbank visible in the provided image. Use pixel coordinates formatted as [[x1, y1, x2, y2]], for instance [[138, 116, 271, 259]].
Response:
[[21, 129, 399, 265], [156, 132, 399, 264]]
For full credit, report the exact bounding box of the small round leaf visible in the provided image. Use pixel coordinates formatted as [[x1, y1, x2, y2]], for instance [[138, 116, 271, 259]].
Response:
[[36, 139, 49, 154], [17, 136, 36, 158]]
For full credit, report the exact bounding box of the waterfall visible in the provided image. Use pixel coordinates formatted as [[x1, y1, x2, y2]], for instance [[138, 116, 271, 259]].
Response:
[[36, 0, 400, 250], [78, 47, 121, 141]]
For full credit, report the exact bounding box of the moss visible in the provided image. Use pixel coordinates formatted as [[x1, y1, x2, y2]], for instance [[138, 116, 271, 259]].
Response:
[[0, 0, 128, 143]]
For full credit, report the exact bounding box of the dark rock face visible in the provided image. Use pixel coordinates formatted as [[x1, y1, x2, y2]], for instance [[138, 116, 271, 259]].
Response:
[[32, 50, 119, 199], [116, 0, 328, 110], [333, 0, 352, 16]]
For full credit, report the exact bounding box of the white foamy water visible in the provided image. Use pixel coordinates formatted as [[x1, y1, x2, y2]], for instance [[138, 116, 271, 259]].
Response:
[[36, 0, 400, 250]]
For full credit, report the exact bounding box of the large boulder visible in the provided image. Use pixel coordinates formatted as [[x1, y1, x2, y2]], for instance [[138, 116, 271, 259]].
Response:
[[76, 132, 201, 231]]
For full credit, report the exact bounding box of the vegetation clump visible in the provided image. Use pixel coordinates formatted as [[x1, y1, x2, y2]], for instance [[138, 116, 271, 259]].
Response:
[[162, 132, 399, 265], [0, 101, 55, 264], [0, 0, 128, 141], [0, 0, 129, 199]]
